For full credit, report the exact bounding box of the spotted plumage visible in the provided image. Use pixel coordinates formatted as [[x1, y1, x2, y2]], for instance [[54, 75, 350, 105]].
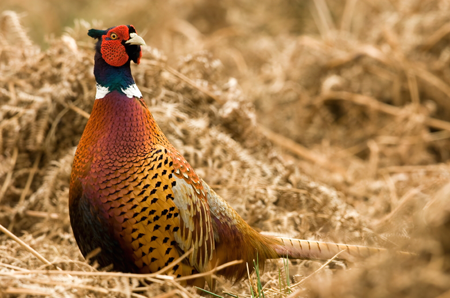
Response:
[[69, 25, 393, 289]]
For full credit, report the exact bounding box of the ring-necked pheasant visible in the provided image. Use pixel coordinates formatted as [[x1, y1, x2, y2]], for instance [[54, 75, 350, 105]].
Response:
[[69, 25, 385, 288]]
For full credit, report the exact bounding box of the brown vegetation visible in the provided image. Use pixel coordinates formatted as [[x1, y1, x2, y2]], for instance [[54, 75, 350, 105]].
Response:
[[1, 1, 450, 297]]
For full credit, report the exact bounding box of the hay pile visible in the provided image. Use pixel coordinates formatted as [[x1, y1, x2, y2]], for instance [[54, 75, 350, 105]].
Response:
[[0, 0, 450, 296]]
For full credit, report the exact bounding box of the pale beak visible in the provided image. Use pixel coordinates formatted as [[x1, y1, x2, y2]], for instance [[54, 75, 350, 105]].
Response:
[[125, 33, 146, 46]]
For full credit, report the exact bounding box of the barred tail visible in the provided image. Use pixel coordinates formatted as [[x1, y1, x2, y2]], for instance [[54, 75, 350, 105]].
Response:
[[272, 237, 386, 262]]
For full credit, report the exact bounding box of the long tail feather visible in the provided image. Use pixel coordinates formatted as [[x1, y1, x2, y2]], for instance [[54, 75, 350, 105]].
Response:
[[272, 237, 390, 262]]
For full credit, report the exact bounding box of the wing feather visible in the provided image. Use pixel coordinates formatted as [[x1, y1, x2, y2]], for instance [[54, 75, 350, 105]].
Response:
[[164, 145, 215, 271]]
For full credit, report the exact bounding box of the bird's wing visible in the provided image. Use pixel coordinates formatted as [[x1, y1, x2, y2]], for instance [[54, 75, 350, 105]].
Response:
[[163, 144, 216, 272]]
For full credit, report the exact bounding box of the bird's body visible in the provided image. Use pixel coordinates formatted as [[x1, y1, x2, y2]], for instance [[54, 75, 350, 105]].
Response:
[[69, 25, 385, 288]]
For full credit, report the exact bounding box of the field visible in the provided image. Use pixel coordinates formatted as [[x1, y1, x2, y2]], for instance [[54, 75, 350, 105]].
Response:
[[1, 0, 450, 297]]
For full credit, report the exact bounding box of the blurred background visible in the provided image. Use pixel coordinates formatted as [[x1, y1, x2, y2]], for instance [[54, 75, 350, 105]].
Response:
[[2, 0, 450, 297], [4, 0, 450, 161]]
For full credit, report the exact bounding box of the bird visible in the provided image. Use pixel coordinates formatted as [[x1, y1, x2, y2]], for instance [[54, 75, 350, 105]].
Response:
[[69, 24, 386, 288]]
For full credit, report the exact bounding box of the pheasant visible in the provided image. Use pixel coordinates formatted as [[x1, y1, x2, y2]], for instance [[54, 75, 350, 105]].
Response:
[[69, 25, 385, 288]]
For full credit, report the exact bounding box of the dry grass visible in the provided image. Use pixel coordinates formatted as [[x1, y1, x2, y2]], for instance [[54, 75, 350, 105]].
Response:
[[1, 0, 450, 297]]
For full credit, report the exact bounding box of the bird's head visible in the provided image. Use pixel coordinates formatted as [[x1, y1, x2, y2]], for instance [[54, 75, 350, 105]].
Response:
[[88, 25, 145, 67]]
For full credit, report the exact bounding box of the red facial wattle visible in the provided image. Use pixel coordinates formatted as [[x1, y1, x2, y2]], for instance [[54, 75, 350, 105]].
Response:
[[100, 40, 129, 67], [100, 25, 131, 67]]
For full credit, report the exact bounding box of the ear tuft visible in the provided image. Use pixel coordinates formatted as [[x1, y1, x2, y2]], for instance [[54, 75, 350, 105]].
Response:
[[128, 25, 137, 34], [88, 29, 107, 39]]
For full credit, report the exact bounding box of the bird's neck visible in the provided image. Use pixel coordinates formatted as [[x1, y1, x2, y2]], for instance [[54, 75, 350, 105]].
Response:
[[77, 91, 169, 163], [93, 52, 142, 99]]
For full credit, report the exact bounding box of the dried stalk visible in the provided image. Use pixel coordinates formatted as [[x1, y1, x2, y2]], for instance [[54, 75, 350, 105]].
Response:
[[0, 147, 18, 203], [259, 126, 347, 174], [321, 91, 450, 132], [0, 224, 54, 267]]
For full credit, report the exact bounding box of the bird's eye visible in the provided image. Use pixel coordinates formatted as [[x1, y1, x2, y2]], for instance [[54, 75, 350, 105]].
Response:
[[110, 33, 118, 40]]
